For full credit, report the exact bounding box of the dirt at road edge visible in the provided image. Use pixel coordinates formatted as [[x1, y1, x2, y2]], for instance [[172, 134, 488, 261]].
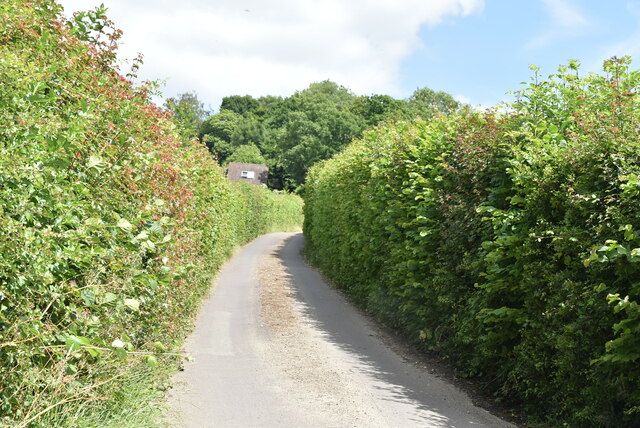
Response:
[[258, 241, 389, 428]]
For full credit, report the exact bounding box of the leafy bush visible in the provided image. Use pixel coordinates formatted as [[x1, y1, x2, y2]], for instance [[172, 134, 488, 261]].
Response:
[[304, 57, 640, 426], [0, 1, 302, 426]]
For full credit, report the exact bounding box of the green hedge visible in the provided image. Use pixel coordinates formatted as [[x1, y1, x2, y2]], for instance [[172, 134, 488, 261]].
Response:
[[304, 58, 640, 426], [0, 1, 302, 426]]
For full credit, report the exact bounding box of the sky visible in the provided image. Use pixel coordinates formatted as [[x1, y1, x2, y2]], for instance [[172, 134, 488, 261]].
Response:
[[57, 0, 640, 111]]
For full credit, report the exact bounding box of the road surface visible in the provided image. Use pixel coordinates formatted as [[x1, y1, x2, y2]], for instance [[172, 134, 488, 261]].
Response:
[[165, 233, 514, 428]]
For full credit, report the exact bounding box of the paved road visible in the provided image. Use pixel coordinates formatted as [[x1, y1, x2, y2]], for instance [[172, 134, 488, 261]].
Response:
[[165, 233, 514, 428]]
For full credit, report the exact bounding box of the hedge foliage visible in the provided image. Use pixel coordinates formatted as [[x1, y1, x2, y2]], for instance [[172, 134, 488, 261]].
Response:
[[0, 1, 302, 425], [304, 57, 640, 426]]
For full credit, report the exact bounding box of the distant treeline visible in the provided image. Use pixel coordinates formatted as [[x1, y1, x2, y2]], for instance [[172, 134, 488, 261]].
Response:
[[165, 82, 467, 190]]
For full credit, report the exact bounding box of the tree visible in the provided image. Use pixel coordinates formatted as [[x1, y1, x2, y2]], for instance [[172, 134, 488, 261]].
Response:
[[274, 83, 365, 188], [199, 109, 241, 162], [407, 87, 461, 119], [230, 116, 266, 150], [164, 91, 209, 140], [349, 94, 408, 127], [220, 95, 260, 115], [200, 82, 461, 190], [226, 144, 266, 165]]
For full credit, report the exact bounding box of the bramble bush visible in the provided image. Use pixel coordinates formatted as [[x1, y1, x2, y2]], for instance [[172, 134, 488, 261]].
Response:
[[304, 57, 640, 426], [0, 1, 302, 426]]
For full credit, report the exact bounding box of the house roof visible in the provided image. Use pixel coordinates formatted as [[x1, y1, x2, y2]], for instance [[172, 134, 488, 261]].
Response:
[[227, 162, 269, 185]]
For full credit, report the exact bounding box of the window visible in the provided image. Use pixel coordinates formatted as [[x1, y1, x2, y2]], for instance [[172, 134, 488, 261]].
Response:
[[241, 170, 255, 179]]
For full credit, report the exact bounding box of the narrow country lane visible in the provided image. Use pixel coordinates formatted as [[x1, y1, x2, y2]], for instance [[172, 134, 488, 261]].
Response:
[[165, 233, 515, 428]]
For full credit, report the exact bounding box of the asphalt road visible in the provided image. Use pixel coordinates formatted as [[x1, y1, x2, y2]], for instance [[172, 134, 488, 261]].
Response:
[[165, 233, 514, 428]]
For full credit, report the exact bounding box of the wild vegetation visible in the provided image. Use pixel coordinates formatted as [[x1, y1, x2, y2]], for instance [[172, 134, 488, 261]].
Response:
[[304, 57, 640, 426], [0, 1, 302, 426], [9, 0, 640, 426], [168, 82, 464, 191]]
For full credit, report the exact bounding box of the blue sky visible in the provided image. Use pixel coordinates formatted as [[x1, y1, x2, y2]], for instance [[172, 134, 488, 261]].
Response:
[[403, 1, 640, 107], [58, 0, 640, 110]]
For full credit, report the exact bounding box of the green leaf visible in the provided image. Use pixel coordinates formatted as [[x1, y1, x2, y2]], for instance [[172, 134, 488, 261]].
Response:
[[133, 231, 149, 242], [124, 298, 140, 312], [99, 292, 117, 306], [80, 288, 96, 306], [47, 157, 72, 169], [140, 240, 156, 251], [87, 155, 107, 170], [113, 347, 128, 360], [510, 195, 525, 205], [117, 218, 133, 232], [65, 335, 91, 353], [145, 355, 159, 367], [84, 217, 103, 226], [85, 346, 101, 358], [153, 341, 166, 352]]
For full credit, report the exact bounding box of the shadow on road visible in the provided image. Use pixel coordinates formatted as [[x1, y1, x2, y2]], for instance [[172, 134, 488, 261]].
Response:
[[266, 233, 510, 428]]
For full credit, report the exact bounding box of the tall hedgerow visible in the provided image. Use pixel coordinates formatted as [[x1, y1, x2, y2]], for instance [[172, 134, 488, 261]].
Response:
[[304, 57, 640, 426], [0, 1, 302, 426]]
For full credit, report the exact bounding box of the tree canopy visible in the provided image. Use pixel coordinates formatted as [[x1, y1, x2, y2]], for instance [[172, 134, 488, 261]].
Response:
[[226, 143, 267, 165], [220, 95, 261, 115], [164, 91, 209, 140], [171, 81, 464, 190]]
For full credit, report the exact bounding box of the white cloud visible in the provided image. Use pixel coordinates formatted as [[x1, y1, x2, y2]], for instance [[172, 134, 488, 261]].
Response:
[[455, 94, 471, 105], [526, 0, 590, 49], [455, 94, 501, 112], [543, 0, 589, 29], [58, 0, 483, 109]]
